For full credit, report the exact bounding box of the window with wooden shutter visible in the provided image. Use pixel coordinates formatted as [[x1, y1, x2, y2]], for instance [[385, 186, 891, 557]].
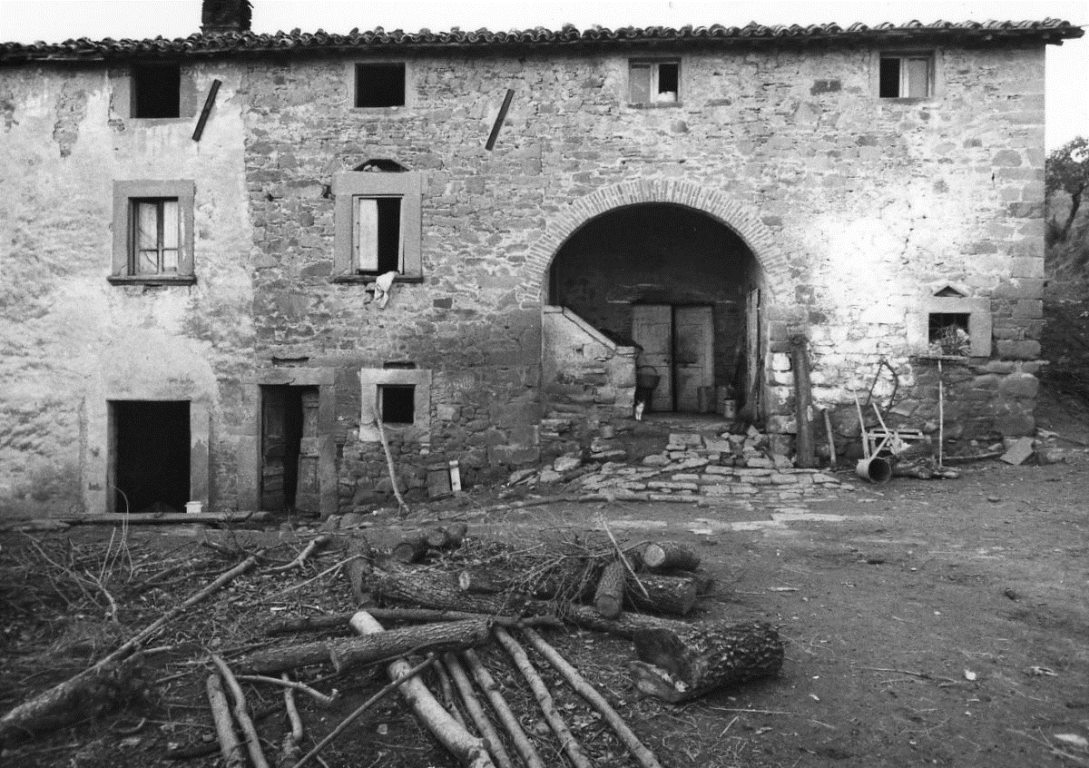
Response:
[[333, 168, 422, 282], [879, 53, 933, 98], [629, 60, 680, 105]]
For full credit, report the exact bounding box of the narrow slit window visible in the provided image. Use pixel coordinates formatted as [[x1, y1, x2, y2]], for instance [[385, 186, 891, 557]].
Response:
[[629, 60, 680, 104], [379, 384, 415, 424], [880, 54, 932, 98], [132, 198, 180, 275], [354, 196, 403, 273], [132, 63, 181, 117], [355, 63, 406, 107]]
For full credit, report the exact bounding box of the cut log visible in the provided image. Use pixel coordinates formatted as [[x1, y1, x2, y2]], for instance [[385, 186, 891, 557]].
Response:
[[367, 565, 678, 639], [629, 620, 784, 702], [593, 561, 626, 619], [236, 619, 491, 675], [642, 542, 700, 571], [371, 567, 530, 617], [626, 574, 699, 617], [392, 534, 429, 564], [350, 612, 494, 768], [0, 653, 146, 745], [426, 522, 468, 550], [344, 537, 373, 604], [458, 568, 516, 595], [206, 674, 245, 768]]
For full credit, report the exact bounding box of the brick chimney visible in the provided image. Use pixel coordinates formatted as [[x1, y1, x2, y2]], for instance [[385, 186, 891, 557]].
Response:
[[201, 0, 252, 34]]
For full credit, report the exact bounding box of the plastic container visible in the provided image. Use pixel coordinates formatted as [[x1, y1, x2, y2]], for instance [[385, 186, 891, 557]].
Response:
[[185, 501, 203, 514]]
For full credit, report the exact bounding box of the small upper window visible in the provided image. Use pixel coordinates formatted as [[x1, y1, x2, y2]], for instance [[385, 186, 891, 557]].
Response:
[[879, 54, 932, 98], [355, 63, 406, 107], [629, 60, 679, 105], [132, 63, 181, 118]]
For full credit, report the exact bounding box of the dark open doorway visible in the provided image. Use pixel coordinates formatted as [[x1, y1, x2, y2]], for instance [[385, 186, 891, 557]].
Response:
[[110, 400, 190, 514], [261, 386, 320, 514]]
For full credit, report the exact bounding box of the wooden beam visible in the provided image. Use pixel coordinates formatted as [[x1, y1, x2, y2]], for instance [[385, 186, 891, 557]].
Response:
[[485, 89, 515, 151], [192, 78, 222, 141]]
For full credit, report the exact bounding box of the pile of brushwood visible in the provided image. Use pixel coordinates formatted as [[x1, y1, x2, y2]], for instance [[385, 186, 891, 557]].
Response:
[[0, 522, 783, 767]]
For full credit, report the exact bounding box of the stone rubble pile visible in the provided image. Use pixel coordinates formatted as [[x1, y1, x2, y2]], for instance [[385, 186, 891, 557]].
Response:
[[511, 426, 844, 504]]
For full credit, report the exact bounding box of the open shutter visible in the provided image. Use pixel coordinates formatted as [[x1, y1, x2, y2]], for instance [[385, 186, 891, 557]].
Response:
[[355, 197, 379, 271]]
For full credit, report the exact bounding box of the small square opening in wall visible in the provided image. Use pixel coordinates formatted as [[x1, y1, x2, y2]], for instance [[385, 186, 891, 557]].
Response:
[[928, 312, 972, 356], [629, 60, 679, 104], [380, 384, 416, 424], [132, 63, 181, 118], [879, 54, 931, 98], [355, 63, 406, 107]]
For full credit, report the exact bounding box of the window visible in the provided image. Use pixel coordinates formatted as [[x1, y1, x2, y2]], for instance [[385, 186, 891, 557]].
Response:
[[928, 313, 971, 356], [908, 289, 991, 357], [629, 60, 679, 105], [332, 168, 422, 282], [132, 63, 181, 118], [111, 180, 195, 284], [379, 384, 416, 424], [360, 367, 432, 442], [355, 63, 406, 107], [879, 54, 932, 98]]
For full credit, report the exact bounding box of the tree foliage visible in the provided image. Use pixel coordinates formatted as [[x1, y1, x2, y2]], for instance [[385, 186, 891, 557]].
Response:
[[1046, 136, 1089, 243]]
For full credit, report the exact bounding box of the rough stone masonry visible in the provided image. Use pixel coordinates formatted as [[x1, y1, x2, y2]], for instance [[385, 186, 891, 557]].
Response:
[[0, 11, 1080, 516]]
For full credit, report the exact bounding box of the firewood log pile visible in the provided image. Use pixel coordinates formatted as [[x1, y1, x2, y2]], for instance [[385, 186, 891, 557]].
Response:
[[0, 523, 783, 768]]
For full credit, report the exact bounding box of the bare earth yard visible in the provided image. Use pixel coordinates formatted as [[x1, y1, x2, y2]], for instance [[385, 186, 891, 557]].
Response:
[[2, 404, 1088, 768]]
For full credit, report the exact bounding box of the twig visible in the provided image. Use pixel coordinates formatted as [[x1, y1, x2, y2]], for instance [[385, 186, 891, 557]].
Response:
[[444, 654, 519, 768], [206, 674, 246, 768], [270, 535, 333, 573], [260, 557, 357, 601], [234, 674, 338, 706], [280, 674, 303, 768], [493, 626, 592, 768], [83, 568, 119, 623], [520, 627, 664, 768], [596, 514, 649, 599], [857, 667, 960, 685], [291, 655, 437, 768], [209, 654, 270, 768]]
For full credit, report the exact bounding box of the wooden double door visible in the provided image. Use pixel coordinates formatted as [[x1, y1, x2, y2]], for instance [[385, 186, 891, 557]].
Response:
[[631, 304, 714, 413]]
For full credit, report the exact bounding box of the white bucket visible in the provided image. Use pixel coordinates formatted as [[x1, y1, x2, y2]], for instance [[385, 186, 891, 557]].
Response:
[[185, 501, 204, 515]]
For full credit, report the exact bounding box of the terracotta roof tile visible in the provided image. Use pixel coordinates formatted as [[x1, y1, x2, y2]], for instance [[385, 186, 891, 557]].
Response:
[[1, 19, 1082, 63]]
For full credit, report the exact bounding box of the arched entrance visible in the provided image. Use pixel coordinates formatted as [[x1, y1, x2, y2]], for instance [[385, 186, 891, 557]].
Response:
[[549, 203, 762, 414]]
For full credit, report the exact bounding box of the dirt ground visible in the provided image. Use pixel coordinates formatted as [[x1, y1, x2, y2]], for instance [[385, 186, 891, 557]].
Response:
[[2, 388, 1087, 768]]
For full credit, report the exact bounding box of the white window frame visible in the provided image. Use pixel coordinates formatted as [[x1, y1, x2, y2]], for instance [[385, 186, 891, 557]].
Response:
[[879, 52, 934, 99], [628, 59, 681, 105]]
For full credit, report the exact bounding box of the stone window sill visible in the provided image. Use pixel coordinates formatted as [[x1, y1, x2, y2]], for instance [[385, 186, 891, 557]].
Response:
[[108, 275, 197, 286], [628, 101, 684, 109], [331, 274, 424, 285]]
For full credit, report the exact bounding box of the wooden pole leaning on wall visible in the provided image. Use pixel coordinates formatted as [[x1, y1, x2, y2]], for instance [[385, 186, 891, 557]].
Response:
[[790, 335, 817, 467]]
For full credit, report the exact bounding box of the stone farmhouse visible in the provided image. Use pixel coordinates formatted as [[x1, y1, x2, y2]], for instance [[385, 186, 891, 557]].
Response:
[[0, 0, 1082, 518]]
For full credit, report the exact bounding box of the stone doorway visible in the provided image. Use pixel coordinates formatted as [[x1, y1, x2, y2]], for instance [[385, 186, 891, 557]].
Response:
[[260, 385, 320, 514], [109, 400, 190, 514]]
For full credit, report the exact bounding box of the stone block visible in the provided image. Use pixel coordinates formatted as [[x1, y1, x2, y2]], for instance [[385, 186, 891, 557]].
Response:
[[999, 372, 1039, 399], [996, 339, 1041, 360]]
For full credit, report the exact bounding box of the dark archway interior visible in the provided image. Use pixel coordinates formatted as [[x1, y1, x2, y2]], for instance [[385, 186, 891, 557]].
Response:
[[113, 400, 190, 513], [549, 203, 760, 411]]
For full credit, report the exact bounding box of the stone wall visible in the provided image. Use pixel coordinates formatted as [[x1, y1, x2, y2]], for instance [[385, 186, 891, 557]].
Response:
[[0, 62, 254, 516], [0, 37, 1049, 515]]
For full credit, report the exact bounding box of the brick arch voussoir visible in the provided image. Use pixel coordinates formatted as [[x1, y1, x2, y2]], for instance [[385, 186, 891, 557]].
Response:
[[531, 181, 784, 303]]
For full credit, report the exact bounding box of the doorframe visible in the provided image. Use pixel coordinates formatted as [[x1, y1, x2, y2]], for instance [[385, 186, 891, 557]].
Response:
[[247, 368, 336, 518]]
